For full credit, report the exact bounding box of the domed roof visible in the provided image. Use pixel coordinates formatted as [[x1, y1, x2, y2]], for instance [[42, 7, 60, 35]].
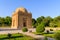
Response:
[[16, 7, 27, 13]]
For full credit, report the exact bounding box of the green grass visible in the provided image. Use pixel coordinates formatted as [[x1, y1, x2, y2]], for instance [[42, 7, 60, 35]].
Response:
[[33, 29, 60, 39], [0, 33, 36, 40], [43, 30, 60, 38], [54, 30, 60, 32], [32, 32, 54, 38], [43, 34, 54, 38], [32, 32, 43, 35]]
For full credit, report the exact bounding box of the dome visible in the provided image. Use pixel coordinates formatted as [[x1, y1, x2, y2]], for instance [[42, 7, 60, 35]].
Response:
[[16, 7, 27, 13]]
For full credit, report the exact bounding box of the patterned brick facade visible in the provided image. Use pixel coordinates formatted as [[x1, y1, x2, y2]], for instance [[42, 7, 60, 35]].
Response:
[[11, 7, 32, 29]]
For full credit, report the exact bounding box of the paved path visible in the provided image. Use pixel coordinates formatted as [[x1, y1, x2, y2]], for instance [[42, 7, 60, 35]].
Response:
[[21, 32, 44, 40]]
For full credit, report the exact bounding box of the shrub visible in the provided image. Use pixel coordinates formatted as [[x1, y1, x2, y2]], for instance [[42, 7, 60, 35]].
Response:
[[36, 22, 45, 33], [54, 32, 60, 40], [22, 27, 28, 32], [50, 29, 53, 31], [33, 26, 36, 28], [7, 33, 12, 38], [46, 30, 49, 34], [33, 23, 38, 28], [54, 24, 57, 27]]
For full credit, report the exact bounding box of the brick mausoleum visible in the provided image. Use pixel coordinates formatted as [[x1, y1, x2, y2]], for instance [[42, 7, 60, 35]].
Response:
[[11, 7, 32, 29]]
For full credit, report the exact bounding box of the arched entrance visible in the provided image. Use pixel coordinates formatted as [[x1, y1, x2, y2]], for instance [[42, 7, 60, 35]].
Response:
[[23, 18, 27, 27]]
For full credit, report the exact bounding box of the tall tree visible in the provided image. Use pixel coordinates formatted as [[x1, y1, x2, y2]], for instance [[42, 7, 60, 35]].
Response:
[[43, 16, 53, 26], [0, 17, 2, 26], [36, 16, 45, 25], [32, 18, 37, 28], [5, 16, 12, 26], [32, 18, 36, 26]]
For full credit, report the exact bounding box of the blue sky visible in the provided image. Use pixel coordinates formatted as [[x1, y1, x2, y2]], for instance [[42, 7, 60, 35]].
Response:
[[0, 0, 60, 19]]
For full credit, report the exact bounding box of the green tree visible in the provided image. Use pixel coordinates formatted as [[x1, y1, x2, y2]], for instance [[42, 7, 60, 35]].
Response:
[[43, 19, 50, 26], [36, 22, 45, 33], [1, 17, 5, 26], [0, 16, 12, 27], [36, 16, 45, 25], [43, 16, 53, 27], [0, 17, 2, 26], [46, 16, 53, 21], [32, 18, 36, 26], [55, 16, 60, 21], [5, 16, 12, 26]]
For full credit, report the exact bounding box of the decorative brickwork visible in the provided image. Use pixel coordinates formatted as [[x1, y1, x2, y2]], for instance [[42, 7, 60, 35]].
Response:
[[11, 7, 32, 29]]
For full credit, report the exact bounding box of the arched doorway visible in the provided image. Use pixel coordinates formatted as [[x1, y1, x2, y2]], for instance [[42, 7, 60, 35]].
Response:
[[23, 22, 26, 27], [23, 18, 27, 27]]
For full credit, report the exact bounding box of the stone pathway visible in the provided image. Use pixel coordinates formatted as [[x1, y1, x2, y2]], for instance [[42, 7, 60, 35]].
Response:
[[21, 32, 44, 40]]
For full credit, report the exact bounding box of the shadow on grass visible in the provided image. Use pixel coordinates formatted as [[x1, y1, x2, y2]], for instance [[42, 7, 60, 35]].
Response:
[[0, 36, 23, 40]]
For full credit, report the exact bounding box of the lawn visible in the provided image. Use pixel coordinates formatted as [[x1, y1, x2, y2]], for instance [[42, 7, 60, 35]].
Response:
[[0, 33, 36, 40], [32, 30, 60, 38], [43, 33, 54, 38], [32, 32, 54, 38]]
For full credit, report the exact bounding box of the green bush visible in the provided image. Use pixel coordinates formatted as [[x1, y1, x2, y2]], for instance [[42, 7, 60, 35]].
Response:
[[54, 32, 60, 40], [33, 23, 38, 28], [33, 26, 36, 28], [54, 24, 57, 27], [46, 30, 49, 34], [22, 27, 28, 32], [7, 33, 12, 38], [50, 29, 53, 31], [36, 22, 45, 33]]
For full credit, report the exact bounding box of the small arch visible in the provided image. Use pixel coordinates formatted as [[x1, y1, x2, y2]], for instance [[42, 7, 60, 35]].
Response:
[[23, 18, 27, 27], [23, 22, 26, 27]]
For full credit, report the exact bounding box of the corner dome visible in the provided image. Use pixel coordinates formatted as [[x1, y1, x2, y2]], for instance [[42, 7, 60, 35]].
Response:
[[16, 7, 28, 13]]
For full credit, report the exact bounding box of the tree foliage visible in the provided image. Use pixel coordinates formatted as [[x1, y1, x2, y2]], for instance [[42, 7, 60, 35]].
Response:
[[36, 22, 45, 33], [32, 18, 36, 25], [0, 16, 12, 27], [36, 16, 45, 24], [32, 16, 60, 27]]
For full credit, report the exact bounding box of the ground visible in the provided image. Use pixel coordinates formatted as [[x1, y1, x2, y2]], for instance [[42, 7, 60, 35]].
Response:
[[0, 27, 56, 40]]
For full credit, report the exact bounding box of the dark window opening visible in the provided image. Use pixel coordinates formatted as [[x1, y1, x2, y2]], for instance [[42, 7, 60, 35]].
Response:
[[23, 22, 26, 27]]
